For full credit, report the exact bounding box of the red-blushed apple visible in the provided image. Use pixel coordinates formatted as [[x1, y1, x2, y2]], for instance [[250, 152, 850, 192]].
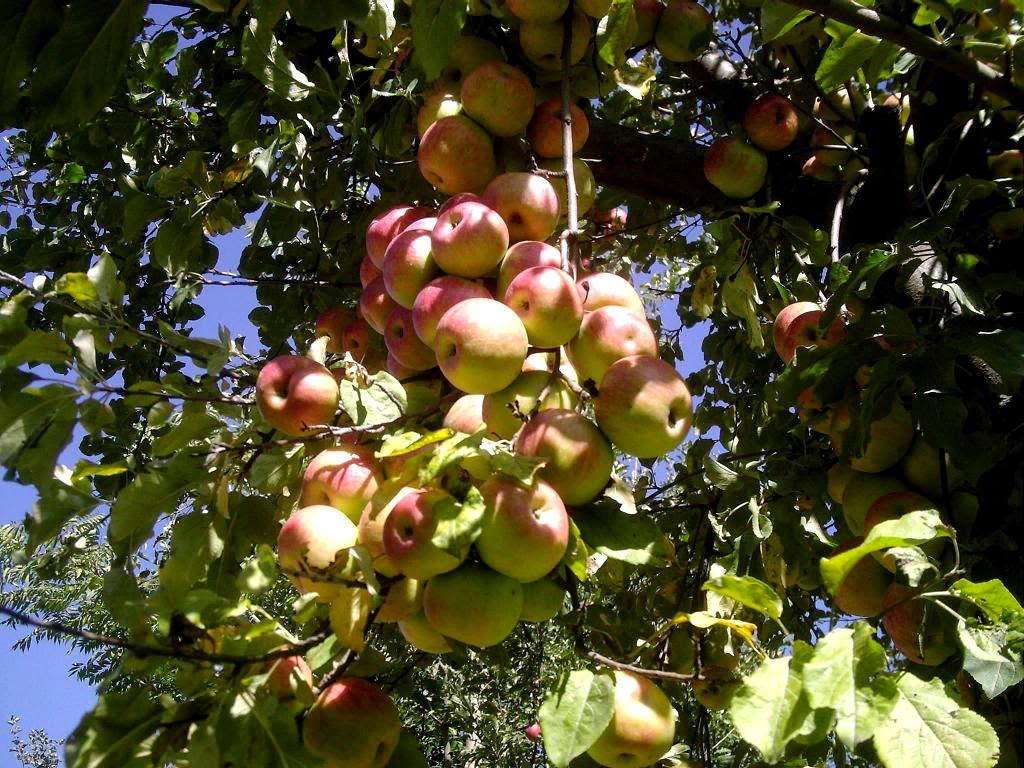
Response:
[[595, 355, 693, 458], [302, 678, 402, 768], [813, 86, 862, 123], [382, 487, 466, 579], [418, 115, 497, 195], [422, 562, 524, 647], [482, 369, 577, 439], [498, 241, 564, 297], [504, 266, 584, 349], [988, 149, 1024, 179], [277, 504, 359, 603], [301, 446, 382, 523], [461, 61, 536, 138], [525, 722, 543, 743], [366, 205, 432, 268], [384, 306, 438, 371], [655, 0, 713, 62], [840, 472, 908, 535], [360, 255, 382, 288], [506, 0, 568, 22], [826, 462, 855, 505], [576, 272, 646, 316], [772, 301, 846, 363], [315, 307, 356, 355], [743, 93, 799, 151], [476, 477, 570, 582], [439, 35, 503, 84], [430, 201, 510, 278], [340, 316, 376, 363], [374, 577, 423, 623], [586, 670, 677, 768], [633, 0, 665, 46], [515, 408, 614, 506], [900, 437, 963, 498], [795, 384, 832, 434], [829, 399, 914, 474], [398, 610, 453, 654], [359, 277, 400, 335], [519, 10, 591, 71], [527, 98, 589, 158], [262, 655, 313, 701], [434, 298, 530, 394], [482, 172, 561, 243], [437, 191, 484, 219], [811, 124, 855, 167], [880, 584, 957, 666], [802, 155, 842, 182], [417, 82, 462, 137], [593, 206, 628, 237], [382, 228, 440, 310], [540, 157, 597, 217], [412, 275, 492, 349], [442, 393, 488, 434], [830, 537, 893, 617], [567, 305, 659, 386], [358, 482, 416, 577], [520, 578, 567, 622], [256, 355, 339, 436], [385, 352, 418, 381], [398, 216, 438, 235], [703, 137, 768, 198], [863, 490, 943, 572]]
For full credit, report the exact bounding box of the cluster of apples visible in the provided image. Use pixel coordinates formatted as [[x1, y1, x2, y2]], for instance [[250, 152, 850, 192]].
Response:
[[772, 300, 964, 666]]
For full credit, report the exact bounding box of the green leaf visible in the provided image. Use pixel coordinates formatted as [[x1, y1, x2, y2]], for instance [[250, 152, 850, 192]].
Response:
[[760, 0, 812, 41], [0, 381, 78, 488], [538, 669, 615, 768], [365, 0, 396, 40], [815, 32, 880, 93], [29, 0, 148, 127], [241, 17, 316, 101], [704, 455, 739, 490], [87, 253, 123, 305], [338, 370, 405, 427], [122, 194, 168, 240], [703, 574, 783, 620], [873, 674, 1000, 768], [410, 0, 466, 82], [957, 329, 1024, 380], [801, 622, 898, 748], [109, 454, 206, 547], [563, 519, 590, 582], [574, 498, 673, 566], [150, 208, 204, 276], [53, 272, 100, 304], [26, 476, 98, 553], [430, 485, 485, 558], [237, 544, 279, 594], [64, 688, 169, 768], [729, 642, 833, 762], [596, 0, 638, 67], [0, 329, 71, 367], [151, 404, 223, 458], [158, 510, 226, 604], [249, 443, 304, 494], [820, 510, 952, 595], [950, 578, 1024, 620], [958, 619, 1024, 699], [0, 0, 63, 117]]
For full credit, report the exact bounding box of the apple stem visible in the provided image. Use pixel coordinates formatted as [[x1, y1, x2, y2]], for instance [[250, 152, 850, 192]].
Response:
[[558, 9, 579, 280]]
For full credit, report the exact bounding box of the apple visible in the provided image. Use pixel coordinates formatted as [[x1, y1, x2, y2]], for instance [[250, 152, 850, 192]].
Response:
[[743, 94, 799, 152], [840, 472, 908, 535], [498, 241, 564, 297], [506, 0, 569, 22], [989, 208, 1024, 240], [826, 462, 855, 505], [539, 157, 597, 217], [262, 655, 313, 700], [595, 355, 693, 458], [515, 408, 614, 506], [520, 578, 567, 622], [811, 124, 855, 167], [482, 172, 561, 243], [476, 477, 570, 582], [504, 266, 584, 349], [418, 115, 497, 195], [802, 154, 841, 182], [655, 0, 713, 62], [522, 350, 580, 385], [988, 149, 1024, 180], [527, 98, 590, 158], [412, 275, 493, 348], [417, 82, 462, 137], [302, 678, 402, 768], [443, 393, 488, 434], [434, 298, 530, 394], [341, 316, 377, 364], [519, 10, 591, 72], [691, 666, 741, 711], [315, 307, 356, 355], [384, 306, 438, 371], [374, 577, 423, 623], [360, 255, 382, 288], [577, 0, 613, 16], [398, 216, 437, 235], [277, 504, 359, 602], [830, 537, 893, 617], [633, 0, 665, 47], [256, 355, 339, 436], [813, 86, 863, 123], [900, 437, 962, 498], [301, 446, 382, 523], [382, 487, 467, 579], [461, 61, 536, 138], [586, 670, 677, 768], [398, 610, 453, 654], [577, 272, 646, 317], [593, 206, 628, 237], [525, 722, 543, 743], [567, 305, 659, 386], [437, 191, 484, 219], [482, 369, 577, 439], [880, 584, 957, 666], [863, 490, 943, 572], [359, 277, 400, 334], [440, 35, 503, 84], [384, 353, 418, 381], [382, 229, 440, 310], [358, 483, 417, 577], [772, 301, 845, 363], [829, 399, 914, 474], [422, 562, 524, 647], [703, 137, 768, 199], [431, 201, 510, 278], [366, 205, 432, 268]]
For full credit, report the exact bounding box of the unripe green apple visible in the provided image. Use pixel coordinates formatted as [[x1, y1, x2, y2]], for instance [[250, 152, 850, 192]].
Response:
[[256, 355, 339, 437], [434, 298, 530, 394], [423, 562, 524, 647], [900, 437, 963, 498], [703, 137, 768, 199], [692, 666, 741, 711], [586, 671, 677, 768], [439, 36, 503, 84], [398, 610, 453, 654], [520, 10, 591, 71], [418, 115, 497, 195], [655, 0, 713, 62], [840, 471, 908, 535], [277, 504, 359, 603], [520, 578, 566, 622], [302, 678, 402, 768], [577, 0, 613, 16], [375, 577, 423, 623], [540, 157, 597, 217], [505, 0, 569, 23], [417, 83, 462, 137]]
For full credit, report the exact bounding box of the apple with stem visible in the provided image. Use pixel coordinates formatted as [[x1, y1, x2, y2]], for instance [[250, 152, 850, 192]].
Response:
[[772, 301, 846, 363], [519, 10, 591, 71], [527, 98, 589, 158], [430, 201, 509, 279], [577, 272, 646, 317], [743, 93, 799, 152], [482, 369, 577, 440]]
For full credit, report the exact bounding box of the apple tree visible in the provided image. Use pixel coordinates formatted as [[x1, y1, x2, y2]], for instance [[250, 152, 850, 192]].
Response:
[[1, 0, 1022, 766]]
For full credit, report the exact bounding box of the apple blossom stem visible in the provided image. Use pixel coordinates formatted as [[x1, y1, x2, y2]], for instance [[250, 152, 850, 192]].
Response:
[[559, 9, 579, 279]]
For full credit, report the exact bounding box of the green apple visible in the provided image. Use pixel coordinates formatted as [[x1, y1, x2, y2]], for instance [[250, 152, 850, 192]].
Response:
[[417, 82, 462, 137], [519, 10, 591, 71], [840, 471, 908, 535], [302, 678, 402, 768], [703, 137, 768, 199], [422, 562, 524, 647], [586, 670, 677, 768], [655, 0, 713, 62], [520, 578, 566, 622], [577, 0, 613, 17], [692, 666, 741, 711], [375, 577, 423, 623], [434, 298, 530, 394], [277, 504, 359, 603], [506, 0, 569, 22], [439, 36, 503, 84], [398, 610, 453, 654], [256, 355, 339, 437], [900, 437, 963, 498], [539, 157, 597, 217]]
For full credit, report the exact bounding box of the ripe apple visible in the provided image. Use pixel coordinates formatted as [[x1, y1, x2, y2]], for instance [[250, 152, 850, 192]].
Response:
[[497, 241, 563, 297], [811, 124, 855, 167], [461, 61, 536, 138], [301, 446, 382, 523], [504, 266, 584, 349], [384, 306, 437, 371], [880, 584, 957, 666], [692, 666, 741, 711], [340, 316, 377, 364], [398, 610, 453, 654], [586, 670, 677, 768], [772, 301, 845, 363], [431, 201, 510, 279], [262, 655, 313, 701], [829, 399, 914, 474], [422, 562, 524, 647], [802, 154, 842, 182], [830, 537, 893, 617], [577, 272, 646, 317], [384, 353, 418, 381], [703, 137, 768, 198], [506, 0, 569, 21], [418, 115, 497, 195], [655, 0, 713, 62], [358, 483, 417, 577], [633, 0, 666, 47], [522, 350, 580, 385], [989, 149, 1024, 180], [302, 678, 402, 768], [525, 722, 543, 743], [863, 490, 943, 572], [434, 298, 530, 394], [743, 94, 799, 152], [595, 355, 693, 458], [359, 277, 400, 334], [476, 477, 570, 582], [382, 487, 467, 579], [900, 437, 963, 498], [593, 206, 628, 237], [277, 504, 359, 602], [520, 578, 567, 622], [360, 255, 382, 288], [442, 393, 488, 434], [382, 229, 441, 310], [366, 205, 432, 268], [519, 10, 591, 71], [256, 355, 339, 436], [540, 157, 597, 217], [515, 408, 614, 506], [315, 307, 356, 355], [840, 472, 908, 535], [437, 192, 484, 219], [412, 275, 493, 348], [482, 172, 560, 243], [440, 35, 503, 84], [567, 305, 659, 386], [482, 369, 577, 439], [417, 83, 462, 137], [527, 98, 589, 158]]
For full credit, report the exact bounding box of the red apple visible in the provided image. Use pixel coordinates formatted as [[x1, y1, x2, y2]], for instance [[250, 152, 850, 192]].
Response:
[[525, 722, 543, 743], [443, 393, 488, 434], [411, 275, 493, 349], [431, 201, 510, 278], [829, 399, 914, 474], [498, 241, 564, 297], [256, 355, 339, 436], [262, 655, 313, 700], [482, 172, 561, 243], [301, 446, 382, 523], [743, 94, 799, 152], [418, 115, 497, 195], [655, 0, 713, 62], [527, 98, 590, 158], [633, 0, 665, 47], [422, 562, 524, 647], [277, 504, 359, 602], [434, 298, 530, 394], [382, 228, 440, 310], [576, 272, 646, 316], [302, 678, 402, 768], [359, 277, 400, 334], [358, 483, 417, 577], [703, 137, 768, 198], [880, 584, 957, 666], [384, 306, 438, 371], [863, 490, 943, 572], [504, 266, 584, 348], [360, 255, 382, 287], [366, 205, 432, 268], [437, 192, 484, 219], [772, 301, 845, 363], [315, 307, 356, 355], [383, 487, 467, 579], [567, 305, 659, 386], [461, 61, 536, 138], [830, 537, 893, 617]]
